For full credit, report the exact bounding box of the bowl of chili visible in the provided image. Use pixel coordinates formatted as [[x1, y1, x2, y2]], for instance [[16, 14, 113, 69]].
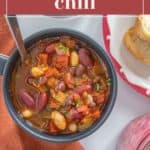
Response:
[[0, 29, 117, 142]]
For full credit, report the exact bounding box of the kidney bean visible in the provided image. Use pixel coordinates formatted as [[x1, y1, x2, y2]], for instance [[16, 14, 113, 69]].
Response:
[[45, 43, 56, 54], [36, 92, 48, 111], [74, 84, 92, 94], [79, 48, 94, 68], [56, 81, 66, 92], [19, 89, 35, 108], [68, 108, 83, 120], [89, 102, 96, 108], [65, 95, 74, 106], [69, 67, 76, 76], [76, 64, 86, 76]]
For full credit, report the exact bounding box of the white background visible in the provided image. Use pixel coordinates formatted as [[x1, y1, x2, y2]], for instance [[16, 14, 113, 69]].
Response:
[[16, 15, 150, 150]]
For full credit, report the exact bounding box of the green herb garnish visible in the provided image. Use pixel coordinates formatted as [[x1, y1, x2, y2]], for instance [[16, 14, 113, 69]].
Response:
[[55, 106, 60, 110], [65, 93, 69, 97], [95, 83, 100, 91], [44, 86, 49, 93], [106, 78, 111, 86], [53, 95, 59, 101], [75, 99, 82, 106], [60, 110, 69, 115], [61, 101, 66, 107], [46, 107, 51, 112], [58, 43, 69, 53]]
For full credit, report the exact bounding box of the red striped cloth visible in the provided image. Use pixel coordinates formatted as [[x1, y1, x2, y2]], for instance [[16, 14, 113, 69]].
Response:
[[0, 15, 84, 150]]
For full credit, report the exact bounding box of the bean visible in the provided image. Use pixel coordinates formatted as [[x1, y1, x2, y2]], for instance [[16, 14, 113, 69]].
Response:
[[68, 123, 77, 132], [79, 48, 94, 68], [74, 84, 92, 94], [70, 51, 79, 67], [51, 111, 66, 130], [69, 67, 76, 76], [76, 64, 86, 76], [56, 81, 66, 92], [22, 109, 33, 118], [19, 89, 35, 108], [65, 95, 74, 106], [68, 108, 83, 120], [36, 92, 48, 111], [89, 102, 96, 107], [46, 43, 56, 54]]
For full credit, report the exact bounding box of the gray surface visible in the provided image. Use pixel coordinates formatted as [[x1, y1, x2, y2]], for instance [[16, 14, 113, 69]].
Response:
[[17, 15, 104, 46], [16, 15, 150, 150]]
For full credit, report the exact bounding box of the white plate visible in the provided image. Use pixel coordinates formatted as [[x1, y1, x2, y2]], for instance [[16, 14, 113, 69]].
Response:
[[102, 15, 150, 97]]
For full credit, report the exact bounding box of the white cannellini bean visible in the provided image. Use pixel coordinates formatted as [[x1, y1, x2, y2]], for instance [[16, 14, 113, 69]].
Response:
[[22, 109, 33, 118], [86, 94, 94, 104], [51, 111, 66, 130], [70, 51, 79, 67], [68, 123, 77, 132]]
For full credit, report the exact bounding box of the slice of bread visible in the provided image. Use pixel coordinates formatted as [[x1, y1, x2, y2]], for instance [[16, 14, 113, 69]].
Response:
[[124, 27, 150, 65], [135, 15, 150, 42]]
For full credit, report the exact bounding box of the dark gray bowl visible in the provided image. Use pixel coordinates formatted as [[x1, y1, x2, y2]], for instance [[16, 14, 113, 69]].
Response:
[[0, 29, 117, 142]]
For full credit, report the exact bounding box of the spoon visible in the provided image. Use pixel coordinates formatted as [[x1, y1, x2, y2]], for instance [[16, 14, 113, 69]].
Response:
[[6, 15, 26, 62]]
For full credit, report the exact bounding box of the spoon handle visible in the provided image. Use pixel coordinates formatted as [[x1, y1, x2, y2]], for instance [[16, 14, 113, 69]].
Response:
[[6, 15, 26, 61]]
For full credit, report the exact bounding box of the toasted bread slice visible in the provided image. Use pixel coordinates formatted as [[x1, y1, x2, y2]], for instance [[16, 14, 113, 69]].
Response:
[[135, 15, 150, 42], [124, 27, 150, 65]]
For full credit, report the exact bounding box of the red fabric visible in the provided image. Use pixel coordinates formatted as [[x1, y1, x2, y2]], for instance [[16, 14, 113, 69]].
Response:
[[7, 0, 142, 14], [102, 16, 149, 97], [0, 16, 84, 150]]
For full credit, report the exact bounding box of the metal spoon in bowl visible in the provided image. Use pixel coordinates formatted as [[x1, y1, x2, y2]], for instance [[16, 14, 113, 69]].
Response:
[[6, 15, 26, 62]]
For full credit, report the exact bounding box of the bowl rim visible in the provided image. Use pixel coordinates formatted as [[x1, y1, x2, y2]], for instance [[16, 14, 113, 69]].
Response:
[[3, 28, 118, 142]]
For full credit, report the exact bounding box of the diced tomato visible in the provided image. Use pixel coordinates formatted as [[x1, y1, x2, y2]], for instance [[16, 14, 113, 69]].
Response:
[[95, 93, 105, 104], [72, 93, 81, 100], [55, 55, 69, 68], [74, 84, 92, 95], [92, 110, 101, 119], [49, 98, 60, 109], [37, 53, 48, 64], [76, 105, 88, 113], [48, 121, 59, 133], [45, 67, 60, 77], [64, 73, 74, 88]]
